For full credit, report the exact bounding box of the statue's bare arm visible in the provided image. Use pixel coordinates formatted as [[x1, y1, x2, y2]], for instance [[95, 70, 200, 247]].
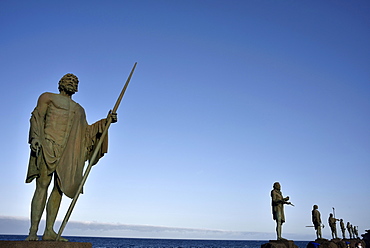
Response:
[[30, 93, 51, 152]]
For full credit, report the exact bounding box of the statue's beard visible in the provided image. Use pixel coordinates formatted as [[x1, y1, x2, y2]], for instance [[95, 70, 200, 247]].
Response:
[[60, 84, 77, 95]]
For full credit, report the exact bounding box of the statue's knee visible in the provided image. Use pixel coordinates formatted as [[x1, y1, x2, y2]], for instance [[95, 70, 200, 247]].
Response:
[[36, 178, 51, 189]]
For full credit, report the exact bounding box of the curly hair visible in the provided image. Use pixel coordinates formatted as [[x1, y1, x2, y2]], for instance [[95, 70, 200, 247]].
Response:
[[58, 73, 79, 92]]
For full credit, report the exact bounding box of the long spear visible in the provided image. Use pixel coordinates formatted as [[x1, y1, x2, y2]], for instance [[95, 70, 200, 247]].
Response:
[[56, 62, 137, 240], [333, 207, 336, 218]]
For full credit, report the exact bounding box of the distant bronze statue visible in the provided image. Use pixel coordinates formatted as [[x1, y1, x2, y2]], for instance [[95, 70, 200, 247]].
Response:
[[347, 222, 353, 239], [354, 226, 359, 239], [340, 219, 346, 239], [351, 225, 355, 239], [328, 213, 339, 239], [271, 182, 294, 240], [25, 74, 117, 241], [312, 205, 323, 239]]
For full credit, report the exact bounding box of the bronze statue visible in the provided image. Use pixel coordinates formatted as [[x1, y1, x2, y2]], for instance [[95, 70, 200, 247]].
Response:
[[350, 225, 355, 239], [328, 213, 339, 239], [340, 219, 346, 239], [347, 222, 353, 239], [25, 74, 117, 241], [354, 226, 359, 239], [271, 182, 294, 240], [312, 205, 322, 239]]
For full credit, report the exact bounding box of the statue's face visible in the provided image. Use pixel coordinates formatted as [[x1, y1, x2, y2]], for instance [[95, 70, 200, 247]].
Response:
[[60, 75, 79, 95], [274, 182, 281, 190]]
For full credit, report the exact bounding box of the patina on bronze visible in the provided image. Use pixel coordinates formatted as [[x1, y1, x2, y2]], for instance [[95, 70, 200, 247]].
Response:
[[347, 222, 353, 239], [271, 182, 294, 240], [312, 205, 323, 239], [25, 63, 136, 241], [328, 213, 340, 239]]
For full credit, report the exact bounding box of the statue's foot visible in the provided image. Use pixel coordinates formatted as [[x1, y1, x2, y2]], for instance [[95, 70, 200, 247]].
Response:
[[278, 237, 288, 241], [25, 233, 38, 241], [42, 230, 68, 241]]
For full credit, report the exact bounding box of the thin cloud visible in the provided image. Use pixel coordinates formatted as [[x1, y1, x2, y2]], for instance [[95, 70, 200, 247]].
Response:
[[0, 216, 270, 239]]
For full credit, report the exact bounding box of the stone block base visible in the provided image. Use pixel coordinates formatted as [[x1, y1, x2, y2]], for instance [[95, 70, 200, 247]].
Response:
[[0, 241, 92, 248], [311, 239, 366, 248], [261, 240, 299, 248]]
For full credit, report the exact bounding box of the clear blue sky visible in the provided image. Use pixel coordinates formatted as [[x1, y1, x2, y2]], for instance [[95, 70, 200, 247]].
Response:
[[0, 0, 369, 241]]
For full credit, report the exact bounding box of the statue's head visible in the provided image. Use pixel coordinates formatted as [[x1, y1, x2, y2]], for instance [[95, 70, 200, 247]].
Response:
[[340, 219, 343, 221], [273, 182, 280, 190], [58, 73, 79, 95], [313, 205, 318, 210], [330, 213, 333, 217]]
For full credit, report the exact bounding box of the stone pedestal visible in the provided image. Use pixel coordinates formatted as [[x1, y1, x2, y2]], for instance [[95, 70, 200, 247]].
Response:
[[306, 239, 366, 248], [261, 240, 299, 248], [362, 230, 370, 248], [314, 239, 339, 248], [0, 241, 92, 248], [342, 239, 366, 248]]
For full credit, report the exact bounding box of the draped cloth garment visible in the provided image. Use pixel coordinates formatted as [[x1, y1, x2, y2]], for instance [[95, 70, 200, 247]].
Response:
[[312, 209, 321, 229], [26, 92, 108, 198], [271, 188, 285, 223]]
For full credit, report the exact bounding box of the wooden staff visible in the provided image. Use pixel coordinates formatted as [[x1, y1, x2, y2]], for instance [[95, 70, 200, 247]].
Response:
[[56, 62, 137, 240]]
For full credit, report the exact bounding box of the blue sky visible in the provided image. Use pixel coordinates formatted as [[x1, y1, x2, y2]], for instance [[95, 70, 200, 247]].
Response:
[[0, 0, 369, 240]]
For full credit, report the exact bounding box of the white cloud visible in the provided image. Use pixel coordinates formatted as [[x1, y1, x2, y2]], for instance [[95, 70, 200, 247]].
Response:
[[0, 216, 267, 240], [0, 216, 312, 240]]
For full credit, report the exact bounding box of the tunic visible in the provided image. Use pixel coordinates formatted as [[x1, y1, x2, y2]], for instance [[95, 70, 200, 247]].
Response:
[[329, 216, 337, 230], [312, 209, 321, 229], [26, 92, 108, 198], [271, 189, 285, 222]]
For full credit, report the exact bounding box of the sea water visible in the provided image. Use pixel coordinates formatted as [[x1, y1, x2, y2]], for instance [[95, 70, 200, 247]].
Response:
[[0, 234, 309, 248]]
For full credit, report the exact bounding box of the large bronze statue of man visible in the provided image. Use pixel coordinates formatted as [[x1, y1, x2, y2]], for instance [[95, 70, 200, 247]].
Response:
[[271, 182, 293, 240], [25, 73, 117, 241], [312, 205, 322, 239], [328, 213, 339, 239]]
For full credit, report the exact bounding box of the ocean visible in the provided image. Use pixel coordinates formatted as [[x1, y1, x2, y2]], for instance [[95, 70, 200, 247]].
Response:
[[0, 235, 310, 248]]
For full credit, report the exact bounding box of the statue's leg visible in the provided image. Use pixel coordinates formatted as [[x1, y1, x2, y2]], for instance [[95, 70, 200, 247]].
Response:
[[316, 226, 322, 239], [42, 174, 68, 241], [25, 160, 52, 241], [276, 220, 282, 240]]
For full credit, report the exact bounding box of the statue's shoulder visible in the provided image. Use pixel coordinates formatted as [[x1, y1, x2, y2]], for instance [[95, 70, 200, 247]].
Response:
[[39, 92, 51, 96], [37, 92, 55, 103], [38, 92, 71, 106]]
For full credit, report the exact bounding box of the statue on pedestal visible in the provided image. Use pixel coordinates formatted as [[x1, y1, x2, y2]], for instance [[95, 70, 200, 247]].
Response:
[[328, 213, 339, 239], [347, 222, 353, 239], [25, 74, 117, 241], [312, 205, 323, 239], [271, 182, 294, 240], [340, 219, 346, 239]]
